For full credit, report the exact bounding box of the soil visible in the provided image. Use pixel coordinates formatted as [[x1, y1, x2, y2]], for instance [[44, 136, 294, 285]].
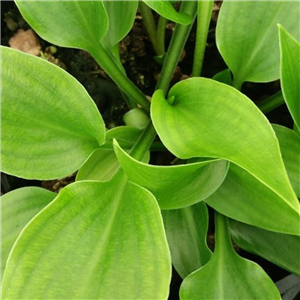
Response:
[[0, 2, 294, 298]]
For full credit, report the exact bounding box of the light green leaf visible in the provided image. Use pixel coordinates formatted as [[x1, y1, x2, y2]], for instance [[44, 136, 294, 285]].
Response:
[[273, 124, 300, 197], [1, 187, 56, 278], [212, 68, 232, 85], [279, 25, 300, 131], [230, 219, 300, 277], [77, 126, 149, 181], [15, 1, 108, 51], [216, 1, 300, 88], [1, 173, 171, 299], [143, 1, 193, 25], [102, 1, 138, 50], [123, 108, 150, 129], [180, 213, 281, 300], [205, 163, 300, 235], [151, 78, 299, 214], [114, 141, 228, 209], [1, 47, 105, 180], [162, 202, 212, 279]]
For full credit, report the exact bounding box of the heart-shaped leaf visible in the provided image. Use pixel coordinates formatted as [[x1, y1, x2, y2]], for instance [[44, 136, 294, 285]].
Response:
[[142, 1, 193, 25], [15, 1, 108, 51], [1, 187, 56, 277], [278, 25, 300, 131], [77, 126, 149, 181], [1, 47, 105, 180], [180, 213, 281, 300], [216, 1, 300, 88], [151, 78, 298, 214], [1, 172, 171, 299], [114, 141, 228, 209], [230, 219, 300, 277], [162, 202, 212, 279], [102, 1, 138, 50]]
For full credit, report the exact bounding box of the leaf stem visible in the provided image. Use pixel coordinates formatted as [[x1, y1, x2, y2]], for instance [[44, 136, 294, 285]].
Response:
[[156, 16, 167, 56], [156, 0, 198, 95], [90, 44, 150, 112], [214, 211, 235, 256], [192, 0, 213, 77], [139, 1, 161, 56], [257, 91, 284, 114]]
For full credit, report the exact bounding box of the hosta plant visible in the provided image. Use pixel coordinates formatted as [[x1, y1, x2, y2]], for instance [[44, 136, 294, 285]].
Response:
[[1, 1, 300, 299]]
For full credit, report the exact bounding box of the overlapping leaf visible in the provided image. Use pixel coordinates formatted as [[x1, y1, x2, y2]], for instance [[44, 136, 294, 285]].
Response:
[[162, 202, 212, 279], [1, 173, 171, 299], [1, 187, 56, 277], [180, 214, 281, 300], [1, 47, 105, 180], [151, 78, 299, 226], [216, 1, 300, 88], [143, 1, 193, 25], [279, 25, 300, 131], [114, 141, 228, 209], [15, 1, 108, 51], [77, 126, 149, 181], [230, 219, 300, 277]]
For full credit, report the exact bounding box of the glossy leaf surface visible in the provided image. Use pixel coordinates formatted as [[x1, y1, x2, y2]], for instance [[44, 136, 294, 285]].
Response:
[[151, 78, 298, 214], [143, 1, 193, 25], [15, 1, 108, 51], [1, 187, 56, 277], [230, 219, 300, 276], [279, 25, 300, 131], [114, 141, 228, 209], [1, 174, 171, 299], [102, 1, 138, 50], [77, 127, 149, 181], [162, 202, 212, 278], [216, 1, 300, 87], [180, 214, 281, 300], [1, 47, 105, 180]]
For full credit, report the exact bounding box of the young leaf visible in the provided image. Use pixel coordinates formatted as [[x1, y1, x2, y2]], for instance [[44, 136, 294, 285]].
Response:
[[114, 141, 229, 209], [230, 219, 300, 277], [216, 1, 300, 88], [180, 213, 281, 300], [162, 202, 212, 279], [15, 1, 108, 51], [77, 127, 149, 181], [142, 1, 193, 25], [151, 78, 299, 213], [1, 47, 105, 180], [1, 187, 56, 277], [1, 173, 171, 299], [102, 1, 138, 50], [278, 25, 300, 131]]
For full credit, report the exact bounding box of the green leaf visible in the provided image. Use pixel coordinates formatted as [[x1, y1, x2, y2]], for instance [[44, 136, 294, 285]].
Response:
[[205, 163, 300, 235], [102, 1, 138, 50], [1, 47, 105, 180], [142, 1, 193, 25], [273, 124, 300, 197], [151, 78, 299, 214], [212, 69, 232, 85], [123, 108, 150, 129], [216, 1, 300, 88], [278, 25, 300, 131], [162, 202, 212, 279], [230, 219, 300, 277], [180, 213, 281, 300], [1, 187, 56, 277], [77, 126, 149, 181], [1, 173, 171, 299], [15, 0, 108, 51], [114, 141, 228, 209]]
